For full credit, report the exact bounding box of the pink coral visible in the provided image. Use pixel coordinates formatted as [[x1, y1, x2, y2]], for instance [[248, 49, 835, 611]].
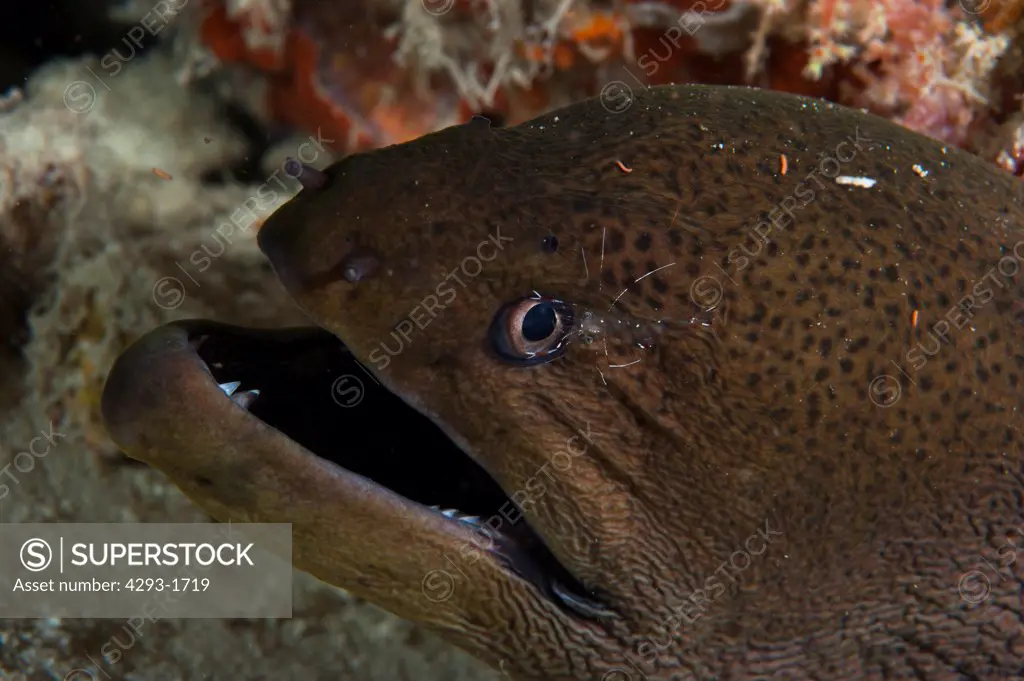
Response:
[[197, 0, 1023, 160], [801, 0, 1010, 146]]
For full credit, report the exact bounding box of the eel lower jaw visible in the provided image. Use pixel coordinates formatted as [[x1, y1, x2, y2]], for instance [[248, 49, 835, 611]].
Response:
[[100, 320, 612, 621]]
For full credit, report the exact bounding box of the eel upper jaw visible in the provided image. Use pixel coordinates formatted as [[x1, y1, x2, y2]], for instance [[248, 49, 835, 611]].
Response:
[[100, 320, 612, 627]]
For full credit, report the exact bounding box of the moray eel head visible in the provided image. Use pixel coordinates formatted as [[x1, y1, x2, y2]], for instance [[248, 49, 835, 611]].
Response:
[[106, 86, 1024, 680], [255, 115, 657, 670]]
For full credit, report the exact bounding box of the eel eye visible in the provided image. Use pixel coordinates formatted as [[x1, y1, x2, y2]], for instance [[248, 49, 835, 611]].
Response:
[[490, 295, 574, 364]]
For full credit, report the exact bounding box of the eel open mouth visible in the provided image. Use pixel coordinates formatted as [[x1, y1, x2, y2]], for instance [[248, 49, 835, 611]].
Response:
[[104, 320, 609, 619]]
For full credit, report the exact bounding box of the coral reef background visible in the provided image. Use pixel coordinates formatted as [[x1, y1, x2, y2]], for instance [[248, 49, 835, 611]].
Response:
[[0, 2, 493, 679], [0, 0, 1022, 679]]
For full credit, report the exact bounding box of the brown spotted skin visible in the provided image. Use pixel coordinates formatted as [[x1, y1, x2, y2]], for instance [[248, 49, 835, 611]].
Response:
[[270, 85, 1024, 679]]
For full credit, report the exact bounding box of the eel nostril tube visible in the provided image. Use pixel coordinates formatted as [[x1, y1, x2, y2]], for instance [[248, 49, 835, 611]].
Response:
[[285, 158, 328, 190]]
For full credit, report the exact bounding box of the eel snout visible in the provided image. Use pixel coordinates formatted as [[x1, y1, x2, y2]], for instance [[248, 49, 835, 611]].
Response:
[[100, 320, 609, 672]]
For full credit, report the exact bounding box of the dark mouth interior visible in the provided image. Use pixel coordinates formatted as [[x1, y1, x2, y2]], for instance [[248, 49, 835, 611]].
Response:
[[188, 323, 603, 615]]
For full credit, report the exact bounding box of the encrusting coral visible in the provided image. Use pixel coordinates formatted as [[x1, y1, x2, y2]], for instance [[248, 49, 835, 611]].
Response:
[[0, 46, 312, 451], [194, 0, 1024, 168]]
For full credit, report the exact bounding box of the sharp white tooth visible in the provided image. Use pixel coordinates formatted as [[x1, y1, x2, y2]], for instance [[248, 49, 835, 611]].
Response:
[[459, 515, 480, 524], [550, 580, 617, 619], [231, 389, 260, 409], [441, 509, 458, 518], [218, 381, 241, 397]]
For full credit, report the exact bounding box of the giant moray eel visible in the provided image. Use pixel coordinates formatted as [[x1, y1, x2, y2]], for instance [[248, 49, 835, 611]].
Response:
[[102, 85, 1024, 680]]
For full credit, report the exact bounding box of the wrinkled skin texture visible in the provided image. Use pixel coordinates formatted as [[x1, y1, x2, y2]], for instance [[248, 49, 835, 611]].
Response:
[[106, 85, 1024, 680]]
